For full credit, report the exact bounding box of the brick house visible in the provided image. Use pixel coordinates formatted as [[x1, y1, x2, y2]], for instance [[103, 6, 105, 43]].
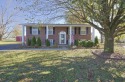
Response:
[[21, 23, 93, 46]]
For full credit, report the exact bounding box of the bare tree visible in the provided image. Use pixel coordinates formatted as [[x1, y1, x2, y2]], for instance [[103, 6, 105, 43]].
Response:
[[0, 0, 19, 41], [16, 0, 67, 23], [11, 25, 22, 38]]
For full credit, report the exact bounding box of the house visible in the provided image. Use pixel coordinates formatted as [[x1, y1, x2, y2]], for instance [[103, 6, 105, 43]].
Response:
[[21, 23, 95, 46]]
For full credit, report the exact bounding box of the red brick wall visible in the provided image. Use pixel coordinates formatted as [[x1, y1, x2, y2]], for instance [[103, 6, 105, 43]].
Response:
[[26, 26, 46, 44], [26, 26, 91, 45], [74, 27, 91, 40]]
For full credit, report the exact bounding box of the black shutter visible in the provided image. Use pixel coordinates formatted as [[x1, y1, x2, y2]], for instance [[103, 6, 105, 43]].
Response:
[[30, 27, 32, 34], [45, 27, 46, 34], [67, 40, 68, 44], [67, 27, 68, 34], [79, 27, 81, 35], [75, 27, 77, 34], [38, 28, 40, 34], [86, 27, 89, 35], [53, 39, 55, 45], [53, 27, 55, 34]]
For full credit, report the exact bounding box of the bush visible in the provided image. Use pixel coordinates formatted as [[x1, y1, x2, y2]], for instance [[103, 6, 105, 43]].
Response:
[[31, 36, 36, 46], [78, 40, 94, 48], [36, 37, 42, 47], [74, 39, 79, 46], [87, 40, 94, 47], [94, 36, 99, 46], [27, 38, 31, 46], [82, 41, 87, 47], [46, 39, 50, 47]]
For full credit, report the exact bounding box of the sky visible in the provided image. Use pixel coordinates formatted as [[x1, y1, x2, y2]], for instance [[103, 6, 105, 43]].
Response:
[[0, 0, 100, 38]]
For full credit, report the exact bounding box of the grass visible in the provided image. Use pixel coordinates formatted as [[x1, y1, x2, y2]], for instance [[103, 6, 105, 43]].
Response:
[[0, 49, 125, 82], [0, 41, 21, 45]]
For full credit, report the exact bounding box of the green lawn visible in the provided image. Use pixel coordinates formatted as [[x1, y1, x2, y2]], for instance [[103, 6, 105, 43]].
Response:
[[0, 41, 21, 45], [0, 49, 125, 82]]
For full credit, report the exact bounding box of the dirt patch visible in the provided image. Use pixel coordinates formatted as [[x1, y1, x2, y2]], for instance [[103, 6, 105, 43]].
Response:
[[92, 50, 125, 60]]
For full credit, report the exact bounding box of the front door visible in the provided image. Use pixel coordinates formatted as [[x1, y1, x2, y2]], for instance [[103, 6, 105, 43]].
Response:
[[59, 31, 66, 44]]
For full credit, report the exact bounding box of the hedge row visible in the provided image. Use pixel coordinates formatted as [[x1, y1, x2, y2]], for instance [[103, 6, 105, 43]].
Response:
[[74, 40, 94, 47], [27, 36, 51, 47], [74, 36, 99, 48], [27, 36, 41, 47]]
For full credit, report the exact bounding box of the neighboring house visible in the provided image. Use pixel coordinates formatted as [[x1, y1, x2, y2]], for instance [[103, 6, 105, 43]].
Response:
[[21, 23, 94, 46]]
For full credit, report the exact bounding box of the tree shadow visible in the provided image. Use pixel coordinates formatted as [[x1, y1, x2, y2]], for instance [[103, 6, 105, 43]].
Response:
[[0, 50, 125, 82]]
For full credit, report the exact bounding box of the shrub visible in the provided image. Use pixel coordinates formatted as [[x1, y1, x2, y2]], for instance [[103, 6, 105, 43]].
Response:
[[82, 41, 87, 47], [78, 40, 83, 47], [94, 36, 99, 46], [46, 39, 50, 47], [87, 40, 94, 47], [36, 37, 42, 47], [74, 39, 79, 46], [31, 36, 36, 46], [27, 38, 31, 46], [79, 40, 94, 48]]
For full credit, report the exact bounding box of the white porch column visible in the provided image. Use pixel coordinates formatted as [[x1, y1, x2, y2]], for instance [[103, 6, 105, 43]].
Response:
[[22, 25, 25, 46], [69, 26, 72, 45], [92, 27, 95, 42], [46, 25, 48, 39]]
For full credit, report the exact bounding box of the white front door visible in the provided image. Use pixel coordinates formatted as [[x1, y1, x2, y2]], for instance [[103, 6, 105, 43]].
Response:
[[59, 31, 66, 44]]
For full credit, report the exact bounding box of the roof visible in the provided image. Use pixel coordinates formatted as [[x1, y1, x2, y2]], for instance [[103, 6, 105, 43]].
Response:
[[20, 23, 91, 27]]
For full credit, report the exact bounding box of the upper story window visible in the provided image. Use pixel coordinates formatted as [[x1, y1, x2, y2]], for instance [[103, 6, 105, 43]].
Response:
[[80, 27, 86, 35], [48, 27, 53, 35], [32, 27, 38, 35]]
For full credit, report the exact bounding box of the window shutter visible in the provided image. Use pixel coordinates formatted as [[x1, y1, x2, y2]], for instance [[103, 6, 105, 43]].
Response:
[[86, 27, 89, 35], [30, 27, 32, 34], [79, 27, 81, 35], [67, 40, 68, 44], [38, 28, 40, 34], [75, 27, 77, 34], [53, 27, 55, 34], [53, 39, 55, 45], [67, 27, 68, 34], [45, 27, 46, 34]]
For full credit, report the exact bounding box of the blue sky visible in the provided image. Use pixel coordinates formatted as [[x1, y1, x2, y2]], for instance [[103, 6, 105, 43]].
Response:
[[0, 0, 65, 26], [0, 0, 26, 25], [0, 0, 100, 38]]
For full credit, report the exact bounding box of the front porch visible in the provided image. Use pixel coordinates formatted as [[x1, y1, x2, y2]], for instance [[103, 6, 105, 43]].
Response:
[[21, 23, 92, 46]]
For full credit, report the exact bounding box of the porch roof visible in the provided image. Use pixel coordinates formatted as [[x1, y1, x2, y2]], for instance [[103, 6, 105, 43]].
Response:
[[20, 23, 91, 27]]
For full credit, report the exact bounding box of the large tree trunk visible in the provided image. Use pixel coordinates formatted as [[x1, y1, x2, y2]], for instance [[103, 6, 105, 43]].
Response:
[[101, 33, 103, 43], [0, 34, 2, 41], [104, 34, 114, 53]]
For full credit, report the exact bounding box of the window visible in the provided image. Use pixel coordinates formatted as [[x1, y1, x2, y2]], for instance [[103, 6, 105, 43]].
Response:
[[49, 39, 54, 46], [80, 27, 86, 35], [32, 27, 38, 35], [48, 27, 53, 35]]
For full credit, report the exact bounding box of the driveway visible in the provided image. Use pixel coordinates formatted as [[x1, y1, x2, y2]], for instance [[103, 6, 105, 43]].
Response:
[[0, 44, 21, 50], [0, 44, 69, 51]]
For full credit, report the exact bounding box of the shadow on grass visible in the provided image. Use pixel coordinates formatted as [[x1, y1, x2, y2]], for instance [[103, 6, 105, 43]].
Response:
[[0, 51, 125, 82]]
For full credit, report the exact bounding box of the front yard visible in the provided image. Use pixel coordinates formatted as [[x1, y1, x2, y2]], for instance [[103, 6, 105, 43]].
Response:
[[0, 41, 21, 45], [0, 49, 125, 82]]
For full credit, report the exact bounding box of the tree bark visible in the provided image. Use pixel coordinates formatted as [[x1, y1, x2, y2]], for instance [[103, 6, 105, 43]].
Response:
[[0, 34, 2, 41], [104, 34, 114, 53], [101, 33, 103, 43]]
